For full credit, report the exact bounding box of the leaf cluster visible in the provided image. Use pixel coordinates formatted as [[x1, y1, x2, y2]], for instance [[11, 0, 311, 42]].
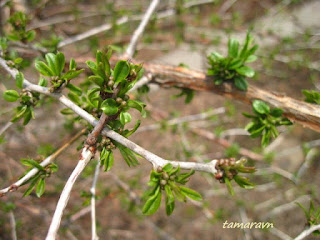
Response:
[[20, 158, 58, 197], [35, 52, 84, 92], [207, 33, 258, 91], [214, 158, 255, 196], [2, 72, 45, 125], [302, 90, 320, 104], [142, 163, 202, 216], [243, 100, 292, 147], [7, 11, 36, 43]]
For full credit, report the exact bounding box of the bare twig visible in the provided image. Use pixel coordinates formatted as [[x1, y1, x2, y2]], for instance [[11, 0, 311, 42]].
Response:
[[137, 107, 225, 133], [296, 148, 319, 182], [270, 227, 293, 240], [0, 122, 13, 136], [0, 129, 86, 196], [90, 160, 101, 240], [46, 147, 94, 240], [294, 224, 320, 240], [124, 0, 160, 58], [9, 211, 17, 240]]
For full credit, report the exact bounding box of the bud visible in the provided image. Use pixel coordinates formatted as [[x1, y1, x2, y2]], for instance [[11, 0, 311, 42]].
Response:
[[160, 179, 167, 186]]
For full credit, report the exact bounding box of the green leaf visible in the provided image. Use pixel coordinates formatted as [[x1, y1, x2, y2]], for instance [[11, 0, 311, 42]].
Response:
[[36, 178, 45, 197], [87, 88, 101, 108], [38, 77, 48, 87], [21, 158, 45, 171], [100, 148, 114, 172], [101, 99, 119, 116], [69, 58, 77, 70], [23, 107, 34, 125], [175, 170, 195, 184], [248, 125, 265, 138], [68, 93, 82, 105], [45, 53, 58, 76], [23, 176, 40, 197], [236, 66, 255, 78], [66, 83, 82, 96], [56, 52, 65, 75], [86, 60, 97, 72], [3, 90, 19, 102], [123, 120, 141, 137], [234, 77, 248, 91], [35, 61, 54, 77], [61, 69, 84, 81], [11, 105, 27, 122], [115, 143, 140, 167], [229, 59, 243, 70], [162, 163, 173, 172], [142, 186, 162, 215], [127, 100, 146, 117], [88, 75, 104, 87], [233, 175, 254, 189], [15, 72, 24, 89], [119, 112, 131, 125], [245, 55, 257, 63], [60, 108, 74, 115], [253, 100, 270, 115], [26, 30, 36, 42], [228, 38, 239, 58], [224, 177, 235, 196], [179, 186, 202, 201], [113, 60, 130, 83], [164, 185, 175, 216], [270, 108, 283, 117]]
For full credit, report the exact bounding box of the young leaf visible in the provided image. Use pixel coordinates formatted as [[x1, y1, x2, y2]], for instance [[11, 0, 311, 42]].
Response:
[[119, 112, 132, 125], [236, 66, 255, 78], [66, 83, 82, 96], [3, 90, 19, 102], [224, 177, 235, 196], [113, 60, 130, 83], [11, 105, 27, 122], [179, 186, 202, 201], [252, 100, 270, 115], [162, 163, 173, 172], [23, 176, 40, 197], [142, 186, 162, 215], [61, 69, 84, 81], [36, 178, 45, 197], [123, 120, 141, 137], [68, 93, 82, 105], [101, 99, 119, 116], [38, 77, 48, 87], [69, 58, 77, 70], [35, 61, 54, 77], [15, 72, 24, 89], [164, 185, 175, 216], [234, 77, 248, 91], [45, 53, 58, 76], [228, 38, 239, 58], [56, 52, 65, 75], [127, 100, 146, 117]]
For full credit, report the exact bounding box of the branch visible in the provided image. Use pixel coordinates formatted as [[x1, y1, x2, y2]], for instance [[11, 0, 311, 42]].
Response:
[[294, 224, 320, 240], [90, 160, 101, 240], [45, 147, 94, 240], [124, 0, 160, 58], [136, 61, 320, 133], [0, 129, 86, 196]]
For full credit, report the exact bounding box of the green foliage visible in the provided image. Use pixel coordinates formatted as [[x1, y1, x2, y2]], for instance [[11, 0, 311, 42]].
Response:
[[37, 34, 62, 52], [20, 158, 58, 197], [35, 52, 84, 92], [7, 11, 36, 43], [207, 32, 258, 91], [142, 164, 202, 216], [243, 100, 292, 147], [296, 200, 320, 236], [302, 90, 320, 104]]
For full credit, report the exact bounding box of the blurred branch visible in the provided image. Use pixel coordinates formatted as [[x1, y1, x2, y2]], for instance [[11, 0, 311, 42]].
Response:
[[294, 224, 320, 240], [46, 147, 95, 240], [90, 160, 101, 240], [9, 211, 17, 240], [0, 129, 86, 196]]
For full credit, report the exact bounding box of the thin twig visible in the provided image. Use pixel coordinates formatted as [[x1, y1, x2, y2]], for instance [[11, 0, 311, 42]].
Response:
[[90, 160, 101, 240], [294, 224, 320, 240], [124, 0, 160, 58], [9, 211, 17, 240], [270, 227, 293, 240], [46, 147, 94, 240], [0, 122, 13, 136], [0, 129, 86, 196]]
